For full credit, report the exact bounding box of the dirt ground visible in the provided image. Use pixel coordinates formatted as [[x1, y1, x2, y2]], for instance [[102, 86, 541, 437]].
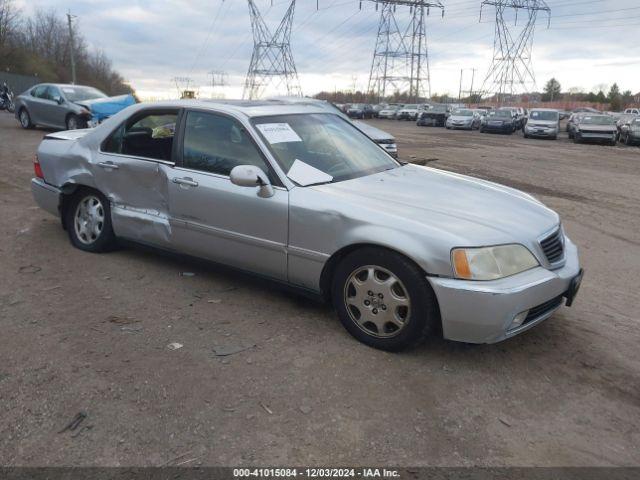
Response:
[[1, 111, 639, 467]]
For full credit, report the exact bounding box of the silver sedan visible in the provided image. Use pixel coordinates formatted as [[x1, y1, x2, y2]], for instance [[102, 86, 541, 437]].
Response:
[[31, 100, 583, 351]]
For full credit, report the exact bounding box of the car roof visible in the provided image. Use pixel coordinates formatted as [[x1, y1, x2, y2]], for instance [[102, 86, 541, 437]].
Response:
[[130, 99, 334, 118]]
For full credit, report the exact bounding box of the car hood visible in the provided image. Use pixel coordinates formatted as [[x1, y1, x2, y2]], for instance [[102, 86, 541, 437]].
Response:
[[352, 120, 395, 142], [449, 115, 473, 121], [312, 164, 559, 245]]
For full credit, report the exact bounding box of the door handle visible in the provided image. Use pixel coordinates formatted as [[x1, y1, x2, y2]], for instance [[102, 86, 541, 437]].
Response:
[[98, 161, 119, 170], [172, 177, 199, 187]]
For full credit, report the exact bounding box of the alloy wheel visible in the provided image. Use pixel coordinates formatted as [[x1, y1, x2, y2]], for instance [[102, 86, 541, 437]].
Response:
[[74, 195, 105, 245], [343, 265, 411, 338]]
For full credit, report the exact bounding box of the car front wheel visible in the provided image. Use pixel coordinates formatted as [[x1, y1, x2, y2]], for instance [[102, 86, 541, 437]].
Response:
[[64, 189, 117, 252], [66, 114, 86, 130], [331, 247, 439, 351], [19, 108, 34, 129]]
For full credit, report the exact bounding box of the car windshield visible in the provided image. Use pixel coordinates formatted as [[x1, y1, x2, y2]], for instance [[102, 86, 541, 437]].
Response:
[[491, 111, 512, 118], [350, 104, 364, 109], [581, 115, 615, 125], [530, 110, 558, 121], [430, 106, 448, 113], [404, 104, 418, 109], [252, 113, 399, 185], [60, 86, 107, 102], [453, 109, 473, 116]]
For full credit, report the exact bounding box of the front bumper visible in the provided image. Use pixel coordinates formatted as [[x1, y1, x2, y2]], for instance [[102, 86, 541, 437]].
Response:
[[428, 238, 581, 344], [525, 126, 558, 138], [378, 143, 398, 157], [577, 131, 617, 142], [482, 123, 513, 132], [448, 121, 473, 129], [31, 178, 61, 217]]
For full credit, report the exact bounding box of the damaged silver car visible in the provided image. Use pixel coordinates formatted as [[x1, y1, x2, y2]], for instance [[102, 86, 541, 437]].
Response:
[[31, 100, 583, 351]]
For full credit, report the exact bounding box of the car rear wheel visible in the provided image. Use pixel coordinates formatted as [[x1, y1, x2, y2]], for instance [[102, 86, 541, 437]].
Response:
[[331, 247, 439, 351], [19, 108, 33, 129], [64, 189, 117, 253]]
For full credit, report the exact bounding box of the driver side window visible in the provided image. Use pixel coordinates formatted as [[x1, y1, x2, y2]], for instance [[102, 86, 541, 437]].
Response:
[[182, 111, 270, 178], [102, 111, 178, 162]]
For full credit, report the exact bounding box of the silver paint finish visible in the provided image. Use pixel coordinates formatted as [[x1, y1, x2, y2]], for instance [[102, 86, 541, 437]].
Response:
[[32, 99, 581, 344]]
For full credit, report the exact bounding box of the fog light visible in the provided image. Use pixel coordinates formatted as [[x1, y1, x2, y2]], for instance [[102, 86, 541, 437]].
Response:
[[510, 310, 529, 330]]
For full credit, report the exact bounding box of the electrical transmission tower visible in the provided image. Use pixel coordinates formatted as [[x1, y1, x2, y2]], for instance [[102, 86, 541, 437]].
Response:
[[479, 0, 550, 103], [243, 0, 302, 100], [367, 1, 444, 103]]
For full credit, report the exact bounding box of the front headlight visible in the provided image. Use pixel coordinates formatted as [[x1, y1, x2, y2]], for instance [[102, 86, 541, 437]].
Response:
[[451, 244, 539, 280]]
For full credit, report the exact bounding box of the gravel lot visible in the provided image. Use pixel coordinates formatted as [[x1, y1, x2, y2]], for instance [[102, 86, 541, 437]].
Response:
[[1, 111, 639, 467]]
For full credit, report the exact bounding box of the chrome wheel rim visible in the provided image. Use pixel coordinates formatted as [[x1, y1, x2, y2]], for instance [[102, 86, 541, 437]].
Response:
[[74, 195, 105, 245], [20, 110, 28, 127], [343, 265, 411, 338]]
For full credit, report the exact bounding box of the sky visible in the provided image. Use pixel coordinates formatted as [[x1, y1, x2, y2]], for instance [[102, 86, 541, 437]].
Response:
[[16, 0, 640, 100]]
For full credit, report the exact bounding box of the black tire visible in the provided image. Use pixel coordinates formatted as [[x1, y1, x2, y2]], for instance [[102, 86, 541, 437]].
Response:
[[331, 247, 439, 351], [18, 108, 34, 129], [66, 113, 86, 130], [573, 135, 581, 144], [64, 188, 117, 253], [625, 134, 632, 146], [523, 133, 528, 139]]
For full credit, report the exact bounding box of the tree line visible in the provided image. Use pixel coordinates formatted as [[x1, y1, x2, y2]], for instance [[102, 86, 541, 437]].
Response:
[[0, 0, 133, 96], [543, 78, 635, 110]]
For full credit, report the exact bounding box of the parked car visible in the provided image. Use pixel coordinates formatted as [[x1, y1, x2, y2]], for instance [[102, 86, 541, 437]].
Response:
[[615, 113, 638, 134], [445, 108, 480, 130], [523, 109, 560, 140], [417, 104, 450, 127], [397, 104, 422, 121], [623, 108, 640, 115], [619, 117, 640, 145], [480, 109, 517, 134], [378, 104, 403, 119], [498, 107, 524, 129], [15, 83, 134, 131], [372, 104, 387, 118], [30, 100, 582, 351], [566, 113, 589, 139], [573, 114, 618, 145], [346, 103, 373, 119]]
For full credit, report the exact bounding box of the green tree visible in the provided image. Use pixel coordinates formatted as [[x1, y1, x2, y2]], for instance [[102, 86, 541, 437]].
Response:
[[542, 78, 561, 102], [608, 83, 622, 111], [595, 90, 606, 103]]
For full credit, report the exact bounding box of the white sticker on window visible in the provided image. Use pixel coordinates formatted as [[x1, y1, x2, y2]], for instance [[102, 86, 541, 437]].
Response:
[[255, 123, 302, 144], [287, 159, 333, 186]]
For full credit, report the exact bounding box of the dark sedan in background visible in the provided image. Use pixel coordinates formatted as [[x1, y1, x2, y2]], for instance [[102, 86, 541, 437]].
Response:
[[346, 103, 374, 119], [480, 109, 517, 134]]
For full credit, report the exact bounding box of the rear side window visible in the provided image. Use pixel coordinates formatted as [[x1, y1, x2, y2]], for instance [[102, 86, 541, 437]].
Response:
[[102, 111, 178, 162], [31, 85, 47, 98], [182, 111, 270, 178]]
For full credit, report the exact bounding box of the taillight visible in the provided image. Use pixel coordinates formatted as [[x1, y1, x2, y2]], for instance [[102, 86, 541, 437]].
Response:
[[34, 155, 44, 179]]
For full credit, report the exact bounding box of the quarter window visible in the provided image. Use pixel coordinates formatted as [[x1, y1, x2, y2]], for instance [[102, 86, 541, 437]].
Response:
[[182, 111, 270, 178], [102, 111, 178, 162], [31, 85, 47, 98]]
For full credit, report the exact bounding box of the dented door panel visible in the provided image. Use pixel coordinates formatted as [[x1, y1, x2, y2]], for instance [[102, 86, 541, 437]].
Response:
[[92, 151, 174, 248]]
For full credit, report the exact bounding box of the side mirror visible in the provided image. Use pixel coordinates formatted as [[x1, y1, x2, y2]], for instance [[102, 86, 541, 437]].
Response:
[[230, 165, 274, 198]]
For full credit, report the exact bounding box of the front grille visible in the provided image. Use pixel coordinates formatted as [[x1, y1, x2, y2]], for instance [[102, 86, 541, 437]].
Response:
[[540, 228, 564, 264], [523, 295, 564, 326]]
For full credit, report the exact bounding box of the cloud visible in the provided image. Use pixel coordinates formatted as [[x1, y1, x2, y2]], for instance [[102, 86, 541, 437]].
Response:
[[21, 0, 640, 99]]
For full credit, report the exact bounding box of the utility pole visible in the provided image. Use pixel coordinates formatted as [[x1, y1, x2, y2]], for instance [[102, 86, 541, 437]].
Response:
[[458, 69, 463, 101], [66, 12, 77, 84]]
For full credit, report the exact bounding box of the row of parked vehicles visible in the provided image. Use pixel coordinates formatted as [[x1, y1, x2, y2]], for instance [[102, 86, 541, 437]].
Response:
[[338, 101, 640, 146]]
